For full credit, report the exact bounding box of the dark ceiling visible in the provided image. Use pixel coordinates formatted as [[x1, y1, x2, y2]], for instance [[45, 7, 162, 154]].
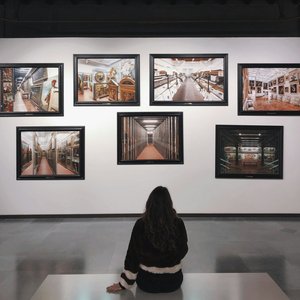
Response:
[[0, 0, 300, 37]]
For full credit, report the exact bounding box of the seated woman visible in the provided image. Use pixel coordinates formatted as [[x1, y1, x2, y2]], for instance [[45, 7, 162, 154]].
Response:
[[106, 186, 188, 294]]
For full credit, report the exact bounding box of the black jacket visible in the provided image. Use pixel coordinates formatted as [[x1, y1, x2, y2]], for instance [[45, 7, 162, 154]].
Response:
[[119, 217, 188, 289]]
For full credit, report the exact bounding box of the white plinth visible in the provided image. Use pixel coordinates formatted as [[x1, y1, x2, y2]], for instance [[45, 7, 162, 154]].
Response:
[[31, 273, 289, 300]]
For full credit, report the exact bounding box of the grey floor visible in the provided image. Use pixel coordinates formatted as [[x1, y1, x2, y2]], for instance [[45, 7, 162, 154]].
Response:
[[0, 217, 299, 300]]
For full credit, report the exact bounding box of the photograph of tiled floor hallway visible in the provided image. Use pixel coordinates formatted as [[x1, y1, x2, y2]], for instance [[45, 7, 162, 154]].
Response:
[[0, 217, 299, 300]]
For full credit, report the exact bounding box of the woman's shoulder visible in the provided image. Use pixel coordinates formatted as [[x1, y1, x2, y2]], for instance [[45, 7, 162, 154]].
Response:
[[175, 216, 184, 224], [130, 218, 146, 239], [134, 216, 184, 228], [174, 217, 186, 231], [135, 217, 144, 225], [133, 217, 145, 231]]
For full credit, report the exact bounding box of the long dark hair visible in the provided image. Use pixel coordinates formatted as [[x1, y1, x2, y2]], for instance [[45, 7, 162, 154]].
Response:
[[142, 186, 178, 252]]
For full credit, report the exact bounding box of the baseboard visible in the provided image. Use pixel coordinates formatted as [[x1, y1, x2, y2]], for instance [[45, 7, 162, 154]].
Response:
[[0, 213, 300, 220]]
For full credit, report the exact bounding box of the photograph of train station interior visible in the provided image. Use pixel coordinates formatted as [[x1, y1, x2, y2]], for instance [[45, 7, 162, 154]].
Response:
[[240, 67, 300, 112], [76, 57, 137, 103], [118, 113, 182, 163], [0, 0, 300, 300], [19, 130, 81, 177], [0, 67, 60, 114], [152, 56, 225, 103]]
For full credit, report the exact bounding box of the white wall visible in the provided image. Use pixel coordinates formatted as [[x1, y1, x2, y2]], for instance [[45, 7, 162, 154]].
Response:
[[0, 37, 300, 215]]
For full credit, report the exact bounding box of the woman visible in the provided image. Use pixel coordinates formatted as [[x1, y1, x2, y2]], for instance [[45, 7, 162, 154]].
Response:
[[107, 186, 188, 293]]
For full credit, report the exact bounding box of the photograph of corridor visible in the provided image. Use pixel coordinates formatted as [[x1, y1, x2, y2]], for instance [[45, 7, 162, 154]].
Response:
[[239, 65, 300, 114], [151, 54, 227, 105], [216, 125, 283, 179], [17, 128, 84, 179], [0, 65, 62, 115], [118, 112, 183, 164]]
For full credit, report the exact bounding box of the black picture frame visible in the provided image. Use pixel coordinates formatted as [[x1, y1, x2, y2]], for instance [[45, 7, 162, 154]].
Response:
[[16, 126, 85, 180], [117, 112, 183, 164], [0, 63, 63, 116], [215, 125, 283, 179], [150, 54, 228, 106], [74, 54, 140, 106], [238, 63, 300, 115]]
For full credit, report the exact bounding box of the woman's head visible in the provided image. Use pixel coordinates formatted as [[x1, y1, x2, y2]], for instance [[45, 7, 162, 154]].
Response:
[[145, 186, 176, 221], [143, 186, 178, 251]]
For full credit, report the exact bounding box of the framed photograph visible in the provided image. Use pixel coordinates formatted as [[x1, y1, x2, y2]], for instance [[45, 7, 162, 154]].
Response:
[[117, 112, 183, 164], [215, 125, 283, 179], [0, 64, 63, 116], [238, 63, 300, 115], [17, 126, 85, 180], [74, 54, 140, 106], [150, 54, 228, 106]]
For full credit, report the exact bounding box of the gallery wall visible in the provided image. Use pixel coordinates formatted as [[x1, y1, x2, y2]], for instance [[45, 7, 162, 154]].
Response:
[[0, 37, 300, 215]]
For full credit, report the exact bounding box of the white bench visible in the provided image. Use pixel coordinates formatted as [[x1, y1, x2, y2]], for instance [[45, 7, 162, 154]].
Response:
[[31, 273, 289, 300]]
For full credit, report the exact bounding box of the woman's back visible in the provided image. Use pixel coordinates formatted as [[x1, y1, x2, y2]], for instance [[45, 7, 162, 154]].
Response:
[[107, 186, 188, 294], [132, 217, 188, 268]]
